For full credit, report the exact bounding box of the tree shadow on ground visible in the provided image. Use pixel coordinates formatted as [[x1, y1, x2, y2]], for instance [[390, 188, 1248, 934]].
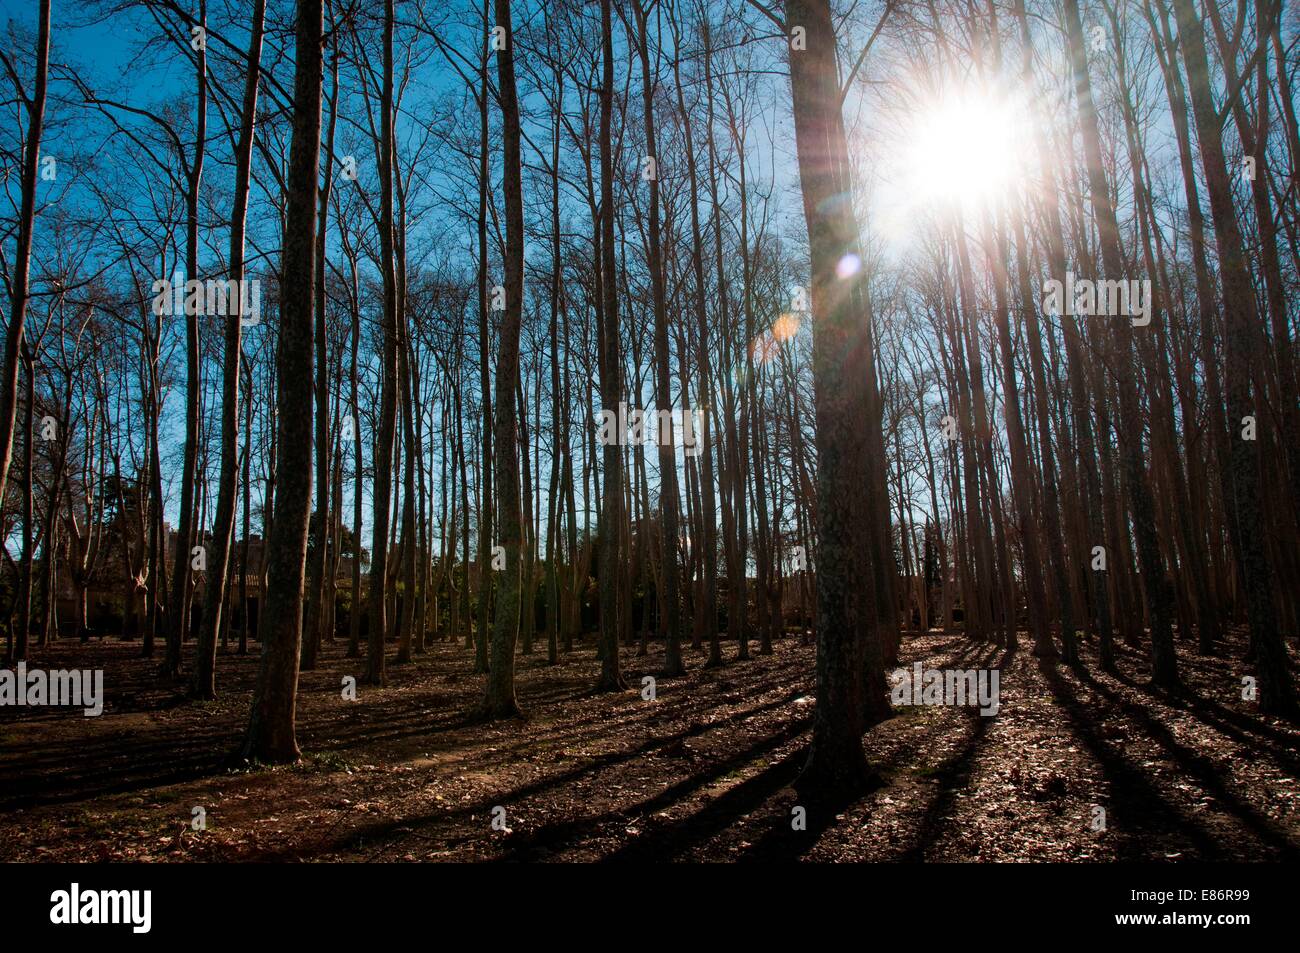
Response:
[[1037, 657, 1296, 860], [248, 688, 813, 861], [493, 719, 813, 862], [1067, 662, 1300, 859]]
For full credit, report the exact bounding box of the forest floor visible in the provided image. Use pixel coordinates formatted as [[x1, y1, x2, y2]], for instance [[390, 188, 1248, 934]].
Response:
[[1, 627, 1297, 862]]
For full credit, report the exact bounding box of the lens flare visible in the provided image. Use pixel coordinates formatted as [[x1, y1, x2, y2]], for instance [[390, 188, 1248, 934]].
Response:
[[836, 253, 862, 279], [772, 312, 800, 343]]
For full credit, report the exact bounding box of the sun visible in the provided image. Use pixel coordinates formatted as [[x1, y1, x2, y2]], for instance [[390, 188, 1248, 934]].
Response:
[[904, 85, 1027, 205], [873, 81, 1031, 241]]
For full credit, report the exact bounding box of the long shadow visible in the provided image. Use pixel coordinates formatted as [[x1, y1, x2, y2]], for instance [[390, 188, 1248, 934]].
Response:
[[285, 641, 979, 859], [948, 640, 996, 666], [599, 747, 810, 862], [734, 767, 895, 863], [602, 641, 1010, 863], [886, 643, 1021, 860], [460, 668, 807, 754], [1, 641, 810, 818], [880, 642, 1015, 860], [358, 677, 807, 773], [303, 707, 483, 754], [1069, 664, 1300, 859], [0, 684, 474, 810], [490, 717, 813, 862], [923, 636, 969, 656], [0, 741, 234, 811], [1038, 659, 1249, 861], [1178, 692, 1300, 762], [300, 652, 787, 754], [728, 643, 1009, 862], [245, 691, 812, 861], [894, 711, 992, 862]]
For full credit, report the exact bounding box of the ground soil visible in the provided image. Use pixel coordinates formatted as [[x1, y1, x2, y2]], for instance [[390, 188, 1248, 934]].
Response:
[[1, 628, 1296, 861]]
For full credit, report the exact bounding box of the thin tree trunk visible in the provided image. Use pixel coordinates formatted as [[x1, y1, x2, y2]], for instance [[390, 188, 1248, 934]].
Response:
[[194, 0, 266, 698], [0, 0, 49, 519]]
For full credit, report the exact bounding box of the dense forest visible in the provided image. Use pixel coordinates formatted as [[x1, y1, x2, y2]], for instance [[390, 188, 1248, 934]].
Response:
[[0, 0, 1298, 865]]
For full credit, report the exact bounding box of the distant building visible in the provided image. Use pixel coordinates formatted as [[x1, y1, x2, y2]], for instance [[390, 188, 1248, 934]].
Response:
[[53, 526, 356, 637]]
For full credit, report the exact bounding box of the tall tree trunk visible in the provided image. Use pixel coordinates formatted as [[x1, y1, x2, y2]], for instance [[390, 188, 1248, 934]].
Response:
[[669, 22, 719, 664], [473, 0, 494, 677], [633, 0, 685, 677], [240, 0, 323, 763], [302, 39, 338, 671], [595, 0, 628, 693], [366, 0, 399, 687], [166, 0, 208, 678], [987, 210, 1053, 658], [482, 0, 526, 718], [785, 0, 882, 797], [194, 0, 266, 698], [0, 0, 49, 522]]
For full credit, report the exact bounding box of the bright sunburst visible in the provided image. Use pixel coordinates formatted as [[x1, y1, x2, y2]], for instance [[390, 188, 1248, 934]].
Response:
[[875, 81, 1032, 242], [905, 87, 1027, 203]]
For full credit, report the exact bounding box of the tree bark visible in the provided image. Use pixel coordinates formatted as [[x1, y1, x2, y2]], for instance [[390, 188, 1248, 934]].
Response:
[[241, 0, 323, 763]]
